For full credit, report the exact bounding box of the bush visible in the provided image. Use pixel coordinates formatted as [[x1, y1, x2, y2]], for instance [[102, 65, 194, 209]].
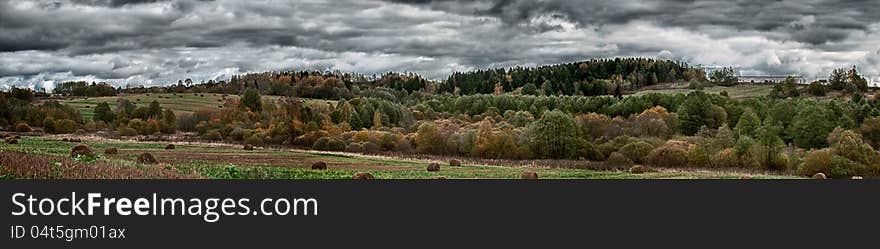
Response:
[[313, 137, 345, 151], [202, 130, 222, 140], [801, 149, 874, 178], [345, 142, 365, 153], [116, 126, 138, 137], [244, 134, 264, 146], [53, 119, 78, 134], [580, 142, 605, 161], [807, 81, 826, 96], [711, 148, 738, 168], [363, 141, 380, 153], [688, 145, 710, 167], [647, 144, 689, 167], [617, 141, 654, 163], [14, 123, 31, 132], [605, 152, 633, 166]]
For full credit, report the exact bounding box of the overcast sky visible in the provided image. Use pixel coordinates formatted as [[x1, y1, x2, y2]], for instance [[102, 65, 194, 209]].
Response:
[[2, 0, 879, 90]]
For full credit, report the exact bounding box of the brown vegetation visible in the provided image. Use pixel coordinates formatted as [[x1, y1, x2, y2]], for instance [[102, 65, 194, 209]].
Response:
[[70, 144, 92, 158], [137, 152, 159, 164], [521, 172, 538, 179], [311, 161, 327, 170], [0, 151, 196, 179], [353, 172, 374, 179], [427, 162, 440, 172]]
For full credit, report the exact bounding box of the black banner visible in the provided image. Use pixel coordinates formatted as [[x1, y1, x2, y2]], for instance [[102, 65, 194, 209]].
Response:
[[1, 180, 877, 248]]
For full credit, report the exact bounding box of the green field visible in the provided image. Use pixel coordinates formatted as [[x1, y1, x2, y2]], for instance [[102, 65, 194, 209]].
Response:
[[0, 136, 798, 179], [59, 93, 335, 120], [630, 84, 774, 99]]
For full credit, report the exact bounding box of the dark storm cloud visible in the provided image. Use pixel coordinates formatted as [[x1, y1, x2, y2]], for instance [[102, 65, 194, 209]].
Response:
[[0, 0, 878, 89], [391, 0, 880, 45]]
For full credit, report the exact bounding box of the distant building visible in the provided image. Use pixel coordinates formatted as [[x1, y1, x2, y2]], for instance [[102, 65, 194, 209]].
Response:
[[700, 65, 741, 78], [738, 75, 806, 84]]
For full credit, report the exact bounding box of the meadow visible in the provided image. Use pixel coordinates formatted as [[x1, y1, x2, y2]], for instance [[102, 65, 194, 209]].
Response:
[[0, 136, 796, 179]]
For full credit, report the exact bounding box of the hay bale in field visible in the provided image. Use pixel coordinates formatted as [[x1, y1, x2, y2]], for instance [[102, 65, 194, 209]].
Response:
[[70, 144, 92, 158], [812, 173, 827, 179], [104, 146, 118, 155], [740, 175, 752, 180], [311, 161, 327, 170], [852, 176, 863, 180], [137, 153, 158, 164], [449, 159, 461, 166], [521, 172, 538, 179], [427, 162, 440, 172], [165, 144, 176, 150], [243, 144, 255, 150], [353, 172, 374, 179], [629, 165, 649, 174]]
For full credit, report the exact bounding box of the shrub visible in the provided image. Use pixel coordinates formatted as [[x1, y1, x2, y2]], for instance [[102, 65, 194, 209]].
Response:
[[313, 137, 345, 151], [711, 148, 738, 168], [202, 130, 222, 140], [345, 142, 365, 153], [605, 152, 633, 166], [363, 141, 380, 153], [580, 142, 605, 161], [244, 134, 264, 146], [801, 149, 875, 178], [647, 144, 689, 167], [14, 123, 31, 132], [617, 141, 654, 163], [115, 125, 138, 136], [53, 119, 78, 134], [807, 81, 826, 96], [688, 145, 711, 167]]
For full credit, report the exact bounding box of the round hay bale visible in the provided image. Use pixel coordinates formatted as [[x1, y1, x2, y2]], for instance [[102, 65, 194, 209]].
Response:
[[629, 165, 649, 174], [137, 153, 158, 164], [70, 144, 92, 158], [812, 173, 827, 179], [311, 161, 327, 170], [353, 172, 374, 179], [740, 175, 753, 180], [521, 172, 538, 179], [449, 159, 461, 166], [852, 176, 863, 180], [104, 146, 118, 155], [243, 144, 255, 151], [5, 138, 18, 144], [427, 162, 441, 172], [165, 144, 176, 150]]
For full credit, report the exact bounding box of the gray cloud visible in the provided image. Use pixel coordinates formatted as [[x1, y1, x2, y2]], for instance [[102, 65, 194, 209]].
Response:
[[1, 0, 879, 90]]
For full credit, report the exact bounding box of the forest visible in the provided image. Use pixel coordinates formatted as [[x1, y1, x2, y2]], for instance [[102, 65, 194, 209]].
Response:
[[2, 58, 878, 178]]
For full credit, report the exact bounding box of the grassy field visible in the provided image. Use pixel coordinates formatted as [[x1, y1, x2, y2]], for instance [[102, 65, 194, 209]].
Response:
[[630, 84, 774, 99], [0, 136, 798, 179], [58, 93, 335, 120]]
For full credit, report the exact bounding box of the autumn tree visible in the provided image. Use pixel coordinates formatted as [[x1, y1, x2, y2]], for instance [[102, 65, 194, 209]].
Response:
[[241, 88, 262, 112], [93, 102, 115, 124]]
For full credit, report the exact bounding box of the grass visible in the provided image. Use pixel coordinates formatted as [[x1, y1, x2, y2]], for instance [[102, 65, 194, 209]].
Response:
[[630, 84, 774, 99], [1, 136, 799, 179], [59, 93, 334, 120]]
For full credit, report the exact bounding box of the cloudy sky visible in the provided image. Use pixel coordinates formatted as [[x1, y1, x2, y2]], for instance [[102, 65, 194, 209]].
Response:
[[2, 0, 879, 90]]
